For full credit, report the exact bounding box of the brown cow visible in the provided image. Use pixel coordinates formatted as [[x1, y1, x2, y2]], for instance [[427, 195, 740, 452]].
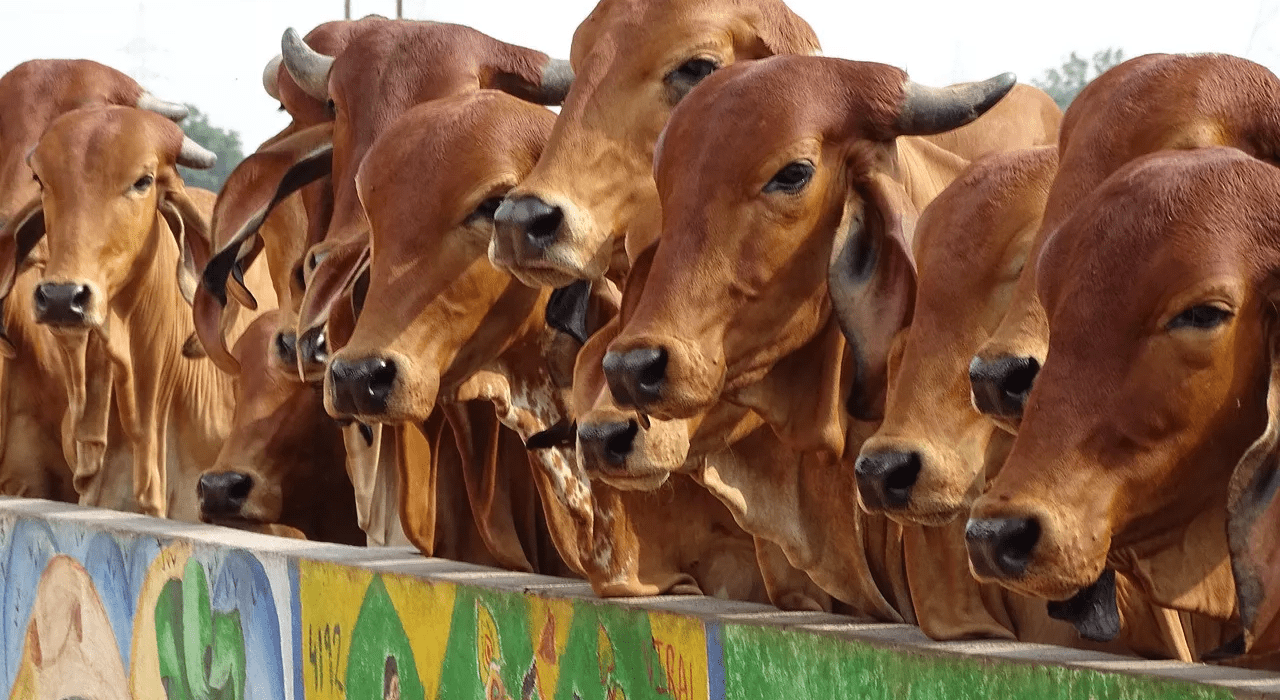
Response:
[[0, 60, 203, 508], [0, 106, 276, 519], [969, 53, 1280, 430], [854, 147, 1057, 525], [592, 55, 1207, 655], [321, 90, 768, 598], [965, 147, 1277, 661]]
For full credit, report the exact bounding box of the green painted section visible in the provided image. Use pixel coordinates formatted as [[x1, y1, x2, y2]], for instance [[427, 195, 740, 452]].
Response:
[[347, 575, 425, 700], [154, 558, 247, 700], [720, 624, 1236, 700]]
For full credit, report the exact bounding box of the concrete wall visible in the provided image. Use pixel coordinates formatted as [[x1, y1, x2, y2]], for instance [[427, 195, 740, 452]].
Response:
[[2, 496, 1279, 700]]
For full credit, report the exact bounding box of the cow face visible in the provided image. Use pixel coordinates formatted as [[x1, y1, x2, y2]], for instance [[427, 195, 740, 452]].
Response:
[[491, 0, 820, 287], [13, 107, 214, 333], [603, 57, 1014, 424], [855, 147, 1055, 525], [199, 311, 358, 542], [324, 93, 555, 425], [967, 148, 1277, 615]]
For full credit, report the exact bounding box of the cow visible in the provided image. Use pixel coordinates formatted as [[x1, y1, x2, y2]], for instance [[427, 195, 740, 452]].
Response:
[[319, 89, 770, 598], [968, 53, 1280, 431], [0, 105, 277, 519], [490, 0, 1061, 289], [0, 60, 204, 509], [589, 54, 1207, 655], [964, 147, 1278, 662]]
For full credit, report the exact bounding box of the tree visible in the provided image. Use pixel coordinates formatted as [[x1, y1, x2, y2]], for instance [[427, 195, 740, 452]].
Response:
[[177, 104, 244, 192], [1031, 48, 1126, 110]]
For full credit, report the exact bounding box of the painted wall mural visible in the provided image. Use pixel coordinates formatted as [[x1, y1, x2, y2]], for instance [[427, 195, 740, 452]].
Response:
[[0, 507, 1251, 700]]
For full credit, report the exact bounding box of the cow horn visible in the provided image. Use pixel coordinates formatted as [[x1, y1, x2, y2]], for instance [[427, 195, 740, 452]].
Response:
[[262, 54, 283, 100], [136, 92, 189, 122], [541, 58, 575, 103], [281, 27, 335, 101], [177, 136, 217, 170], [895, 72, 1017, 136]]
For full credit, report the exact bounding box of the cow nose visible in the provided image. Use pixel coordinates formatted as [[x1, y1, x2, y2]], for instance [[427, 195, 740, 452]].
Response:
[[578, 419, 639, 468], [33, 282, 91, 326], [855, 449, 921, 511], [968, 355, 1040, 419], [328, 357, 397, 416], [197, 471, 254, 517], [965, 516, 1041, 579], [495, 196, 563, 250], [298, 326, 328, 368], [602, 347, 667, 408]]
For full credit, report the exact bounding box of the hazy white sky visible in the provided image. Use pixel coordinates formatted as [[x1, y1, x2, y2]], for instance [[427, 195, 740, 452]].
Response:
[[4, 0, 1279, 149]]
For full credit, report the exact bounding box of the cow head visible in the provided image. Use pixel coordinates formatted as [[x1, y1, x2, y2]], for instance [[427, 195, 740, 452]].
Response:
[[855, 147, 1056, 524], [968, 53, 1280, 432], [491, 0, 820, 287], [0, 107, 215, 336], [198, 310, 360, 543], [603, 56, 1015, 429], [966, 148, 1278, 634], [322, 92, 555, 424]]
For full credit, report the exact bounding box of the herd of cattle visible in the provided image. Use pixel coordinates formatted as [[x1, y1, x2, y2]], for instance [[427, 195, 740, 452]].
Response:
[[3, 0, 1280, 670]]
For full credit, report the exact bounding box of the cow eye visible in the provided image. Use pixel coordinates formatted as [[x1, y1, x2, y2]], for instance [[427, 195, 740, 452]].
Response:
[[471, 197, 503, 221], [763, 161, 814, 194], [132, 174, 154, 192], [274, 331, 298, 363], [1166, 304, 1233, 331], [664, 58, 719, 101]]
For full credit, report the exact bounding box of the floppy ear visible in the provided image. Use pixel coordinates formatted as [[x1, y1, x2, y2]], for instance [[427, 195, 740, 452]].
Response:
[[159, 187, 214, 307], [1227, 307, 1280, 654], [297, 238, 370, 343], [740, 5, 821, 57], [202, 122, 333, 308], [828, 171, 919, 421], [0, 198, 48, 358]]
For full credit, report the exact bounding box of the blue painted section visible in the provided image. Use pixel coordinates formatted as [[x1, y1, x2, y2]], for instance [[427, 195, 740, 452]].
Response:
[[1, 518, 56, 692], [80, 532, 132, 671], [706, 621, 727, 700], [211, 549, 286, 700]]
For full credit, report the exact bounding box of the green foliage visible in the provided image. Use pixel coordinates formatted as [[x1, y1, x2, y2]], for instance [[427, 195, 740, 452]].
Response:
[[177, 104, 243, 193], [1031, 48, 1126, 110]]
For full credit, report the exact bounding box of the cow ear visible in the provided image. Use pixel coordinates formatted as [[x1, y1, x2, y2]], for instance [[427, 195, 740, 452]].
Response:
[[0, 198, 47, 358], [297, 238, 370, 345], [160, 188, 213, 307], [828, 171, 919, 422], [1226, 304, 1280, 655], [619, 242, 660, 326], [203, 122, 333, 309], [481, 43, 574, 106], [739, 6, 821, 58]]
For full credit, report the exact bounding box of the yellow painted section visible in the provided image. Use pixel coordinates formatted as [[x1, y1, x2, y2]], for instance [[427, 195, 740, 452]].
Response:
[[526, 595, 574, 699], [648, 612, 709, 700], [128, 541, 192, 698], [298, 559, 374, 700], [381, 573, 456, 700]]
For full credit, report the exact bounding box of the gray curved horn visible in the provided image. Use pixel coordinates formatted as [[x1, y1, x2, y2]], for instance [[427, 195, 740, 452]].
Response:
[[136, 92, 189, 122], [281, 27, 335, 101], [895, 72, 1017, 136], [541, 58, 575, 103], [263, 54, 283, 100], [177, 136, 217, 170]]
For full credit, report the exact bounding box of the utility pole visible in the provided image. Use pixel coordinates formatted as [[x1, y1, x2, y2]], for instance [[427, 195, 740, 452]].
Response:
[[344, 0, 351, 19], [396, 0, 403, 18]]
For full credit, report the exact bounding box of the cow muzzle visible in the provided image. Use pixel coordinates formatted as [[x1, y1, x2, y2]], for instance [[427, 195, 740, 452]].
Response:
[[964, 515, 1041, 580], [496, 195, 563, 252], [968, 354, 1039, 425], [854, 448, 921, 512], [198, 471, 254, 518], [34, 282, 93, 327], [328, 356, 396, 417], [602, 346, 667, 410]]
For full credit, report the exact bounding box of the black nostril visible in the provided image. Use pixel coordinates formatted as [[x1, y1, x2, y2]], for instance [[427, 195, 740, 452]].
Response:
[[965, 516, 1041, 578], [33, 282, 90, 326], [969, 355, 1041, 418], [495, 196, 564, 250], [329, 356, 396, 416], [579, 420, 640, 467], [602, 347, 667, 408], [854, 450, 921, 510], [366, 359, 395, 402], [298, 326, 328, 366], [525, 207, 563, 248], [197, 471, 254, 516]]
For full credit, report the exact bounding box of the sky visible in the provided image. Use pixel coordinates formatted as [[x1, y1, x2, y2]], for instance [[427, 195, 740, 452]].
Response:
[[3, 0, 1279, 149]]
